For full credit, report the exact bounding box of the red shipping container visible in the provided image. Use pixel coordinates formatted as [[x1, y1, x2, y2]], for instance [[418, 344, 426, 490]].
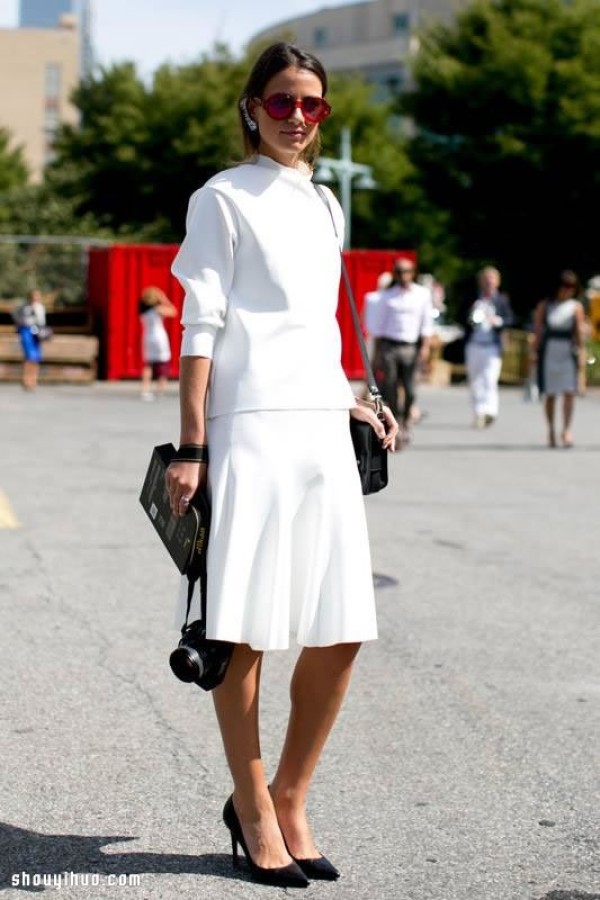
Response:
[[338, 249, 416, 378], [88, 244, 415, 381]]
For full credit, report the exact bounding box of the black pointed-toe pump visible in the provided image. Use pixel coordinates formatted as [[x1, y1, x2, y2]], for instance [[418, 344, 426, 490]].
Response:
[[222, 796, 309, 888], [292, 853, 340, 881]]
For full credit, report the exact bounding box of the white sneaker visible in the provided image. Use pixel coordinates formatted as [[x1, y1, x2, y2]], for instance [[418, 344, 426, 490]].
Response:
[[141, 391, 155, 402]]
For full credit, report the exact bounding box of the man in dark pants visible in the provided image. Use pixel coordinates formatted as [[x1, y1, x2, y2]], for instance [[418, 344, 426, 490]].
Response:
[[365, 258, 434, 446]]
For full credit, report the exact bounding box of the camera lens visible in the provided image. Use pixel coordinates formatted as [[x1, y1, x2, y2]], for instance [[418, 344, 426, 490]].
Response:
[[169, 646, 205, 683]]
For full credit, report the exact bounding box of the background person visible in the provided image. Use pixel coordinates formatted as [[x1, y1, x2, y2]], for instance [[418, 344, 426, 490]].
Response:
[[364, 256, 433, 446], [532, 270, 586, 448], [12, 288, 47, 391], [138, 286, 177, 400], [166, 41, 397, 889], [461, 266, 513, 429]]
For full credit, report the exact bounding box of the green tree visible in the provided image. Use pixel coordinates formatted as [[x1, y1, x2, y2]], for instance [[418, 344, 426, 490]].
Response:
[[404, 0, 600, 312], [308, 75, 458, 278], [51, 47, 446, 263], [51, 49, 249, 240], [0, 127, 28, 191]]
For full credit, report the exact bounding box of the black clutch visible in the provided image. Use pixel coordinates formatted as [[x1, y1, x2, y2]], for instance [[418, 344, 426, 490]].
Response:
[[350, 417, 389, 495], [139, 443, 232, 692], [139, 443, 210, 575]]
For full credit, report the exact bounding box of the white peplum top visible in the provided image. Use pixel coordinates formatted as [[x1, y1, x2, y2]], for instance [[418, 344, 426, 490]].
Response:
[[171, 154, 356, 419]]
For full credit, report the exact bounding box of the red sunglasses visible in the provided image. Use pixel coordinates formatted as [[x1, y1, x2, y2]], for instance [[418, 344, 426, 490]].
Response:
[[254, 92, 332, 124]]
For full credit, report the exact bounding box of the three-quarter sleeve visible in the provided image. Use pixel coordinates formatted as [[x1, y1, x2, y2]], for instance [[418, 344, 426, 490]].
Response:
[[171, 186, 238, 358]]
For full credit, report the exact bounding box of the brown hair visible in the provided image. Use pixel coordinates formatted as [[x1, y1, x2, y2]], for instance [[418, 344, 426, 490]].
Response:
[[555, 269, 581, 296], [140, 286, 167, 307], [139, 285, 168, 314], [238, 42, 328, 167]]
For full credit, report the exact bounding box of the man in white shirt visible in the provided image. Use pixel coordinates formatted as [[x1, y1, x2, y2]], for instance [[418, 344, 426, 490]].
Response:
[[364, 257, 434, 443]]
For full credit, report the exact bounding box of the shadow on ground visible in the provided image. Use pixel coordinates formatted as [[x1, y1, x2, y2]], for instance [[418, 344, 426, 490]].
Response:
[[0, 821, 248, 893]]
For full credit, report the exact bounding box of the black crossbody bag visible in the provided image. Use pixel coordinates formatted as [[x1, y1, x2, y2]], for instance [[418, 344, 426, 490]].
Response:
[[315, 185, 389, 495]]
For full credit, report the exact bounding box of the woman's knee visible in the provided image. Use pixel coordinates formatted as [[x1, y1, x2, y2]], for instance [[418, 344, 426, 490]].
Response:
[[304, 641, 362, 670]]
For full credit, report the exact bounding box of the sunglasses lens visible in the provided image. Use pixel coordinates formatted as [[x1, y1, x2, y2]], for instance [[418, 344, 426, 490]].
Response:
[[262, 94, 331, 123], [302, 97, 331, 123], [264, 93, 294, 119]]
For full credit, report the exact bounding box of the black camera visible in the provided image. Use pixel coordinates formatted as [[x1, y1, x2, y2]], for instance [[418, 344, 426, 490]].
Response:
[[169, 620, 233, 692]]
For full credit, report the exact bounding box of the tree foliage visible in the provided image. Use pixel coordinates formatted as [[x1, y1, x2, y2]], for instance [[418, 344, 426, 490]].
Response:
[[323, 77, 458, 280], [51, 49, 250, 240], [0, 128, 28, 192], [404, 0, 600, 310]]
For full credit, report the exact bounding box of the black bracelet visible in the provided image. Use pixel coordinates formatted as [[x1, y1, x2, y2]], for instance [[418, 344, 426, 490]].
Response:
[[173, 444, 209, 463]]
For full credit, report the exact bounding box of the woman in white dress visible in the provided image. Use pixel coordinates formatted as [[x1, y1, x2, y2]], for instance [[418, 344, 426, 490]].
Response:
[[533, 270, 586, 447], [139, 286, 177, 399], [166, 42, 397, 888]]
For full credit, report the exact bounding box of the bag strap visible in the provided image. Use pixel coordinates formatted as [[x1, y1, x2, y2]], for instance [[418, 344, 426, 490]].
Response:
[[314, 184, 383, 412]]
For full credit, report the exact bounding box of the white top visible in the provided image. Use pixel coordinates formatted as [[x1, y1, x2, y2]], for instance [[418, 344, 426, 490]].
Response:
[[546, 298, 578, 333], [171, 154, 355, 419], [364, 282, 434, 343], [140, 307, 171, 362], [13, 300, 46, 329], [469, 298, 498, 345]]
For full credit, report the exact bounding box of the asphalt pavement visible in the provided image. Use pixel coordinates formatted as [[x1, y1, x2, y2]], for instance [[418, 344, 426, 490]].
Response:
[[0, 380, 598, 900]]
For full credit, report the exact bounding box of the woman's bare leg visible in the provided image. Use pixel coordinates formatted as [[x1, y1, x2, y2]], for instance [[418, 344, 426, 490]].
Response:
[[212, 644, 293, 869], [544, 395, 556, 446], [270, 642, 361, 858], [141, 364, 153, 396], [561, 392, 575, 445], [23, 360, 38, 390]]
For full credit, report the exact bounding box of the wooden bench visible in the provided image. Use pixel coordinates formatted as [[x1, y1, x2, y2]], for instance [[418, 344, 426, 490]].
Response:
[[0, 333, 99, 384]]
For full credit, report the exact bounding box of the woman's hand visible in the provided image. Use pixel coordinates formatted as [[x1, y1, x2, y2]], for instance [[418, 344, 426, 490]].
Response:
[[351, 400, 399, 452], [165, 461, 207, 517]]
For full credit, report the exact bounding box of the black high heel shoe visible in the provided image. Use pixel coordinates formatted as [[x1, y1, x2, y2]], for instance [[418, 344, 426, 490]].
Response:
[[222, 796, 309, 888], [266, 785, 340, 881], [291, 853, 340, 881]]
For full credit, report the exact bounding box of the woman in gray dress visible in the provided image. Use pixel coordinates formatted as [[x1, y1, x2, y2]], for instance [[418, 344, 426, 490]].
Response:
[[533, 271, 586, 447]]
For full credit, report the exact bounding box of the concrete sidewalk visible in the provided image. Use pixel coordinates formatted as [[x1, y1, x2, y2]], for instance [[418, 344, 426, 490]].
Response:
[[0, 382, 598, 900]]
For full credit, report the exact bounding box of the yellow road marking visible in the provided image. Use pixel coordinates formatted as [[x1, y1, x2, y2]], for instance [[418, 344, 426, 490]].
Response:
[[0, 490, 20, 529]]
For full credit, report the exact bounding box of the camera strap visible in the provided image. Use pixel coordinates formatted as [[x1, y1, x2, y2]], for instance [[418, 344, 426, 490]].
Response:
[[314, 184, 383, 413], [181, 491, 211, 632], [182, 557, 207, 632]]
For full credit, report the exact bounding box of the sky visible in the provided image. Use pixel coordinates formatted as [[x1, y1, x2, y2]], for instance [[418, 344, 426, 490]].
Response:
[[0, 0, 351, 76]]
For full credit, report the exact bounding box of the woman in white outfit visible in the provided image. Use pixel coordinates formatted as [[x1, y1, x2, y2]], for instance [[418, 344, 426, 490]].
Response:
[[462, 266, 513, 428], [532, 270, 585, 447], [139, 286, 177, 399], [166, 42, 397, 889]]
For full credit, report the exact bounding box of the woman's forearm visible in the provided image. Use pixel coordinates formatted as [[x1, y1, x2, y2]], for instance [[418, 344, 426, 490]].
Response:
[[179, 356, 212, 445]]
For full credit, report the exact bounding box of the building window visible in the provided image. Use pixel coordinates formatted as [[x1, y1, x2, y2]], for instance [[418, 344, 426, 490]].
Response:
[[392, 12, 410, 36], [44, 63, 62, 100], [44, 109, 60, 131], [313, 27, 328, 48]]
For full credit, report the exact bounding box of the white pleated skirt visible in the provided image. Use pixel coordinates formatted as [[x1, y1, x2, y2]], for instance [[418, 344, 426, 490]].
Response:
[[175, 409, 378, 651]]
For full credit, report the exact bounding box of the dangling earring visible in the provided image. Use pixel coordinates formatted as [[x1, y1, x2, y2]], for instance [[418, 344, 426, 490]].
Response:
[[240, 97, 258, 132]]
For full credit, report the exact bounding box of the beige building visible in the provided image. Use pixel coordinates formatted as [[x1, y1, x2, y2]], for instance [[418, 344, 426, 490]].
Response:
[[0, 15, 79, 182], [252, 0, 470, 95]]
